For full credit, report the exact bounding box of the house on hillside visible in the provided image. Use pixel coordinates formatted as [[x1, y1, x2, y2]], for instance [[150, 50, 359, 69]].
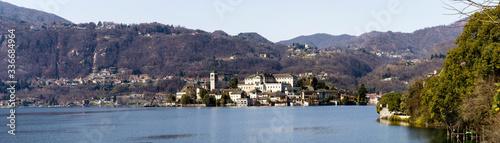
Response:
[[139, 74, 150, 79]]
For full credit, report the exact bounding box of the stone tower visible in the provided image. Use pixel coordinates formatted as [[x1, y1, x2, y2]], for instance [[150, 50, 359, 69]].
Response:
[[210, 71, 218, 91]]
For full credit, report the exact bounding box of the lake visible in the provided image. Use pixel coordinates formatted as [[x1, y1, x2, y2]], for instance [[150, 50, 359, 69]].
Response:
[[0, 106, 446, 142]]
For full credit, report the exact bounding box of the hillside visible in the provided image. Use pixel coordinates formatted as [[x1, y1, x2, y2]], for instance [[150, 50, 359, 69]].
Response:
[[278, 33, 355, 49], [0, 1, 72, 25], [0, 1, 459, 94], [279, 21, 465, 59], [235, 32, 273, 44], [0, 21, 384, 86]]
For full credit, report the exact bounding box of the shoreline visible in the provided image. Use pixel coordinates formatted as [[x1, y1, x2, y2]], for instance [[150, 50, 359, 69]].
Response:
[[0, 104, 375, 108]]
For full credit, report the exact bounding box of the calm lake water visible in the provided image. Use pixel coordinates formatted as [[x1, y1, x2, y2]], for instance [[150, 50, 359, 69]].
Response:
[[0, 106, 446, 143]]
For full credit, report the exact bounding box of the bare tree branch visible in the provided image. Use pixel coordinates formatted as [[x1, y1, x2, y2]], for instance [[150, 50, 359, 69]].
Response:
[[443, 0, 500, 24]]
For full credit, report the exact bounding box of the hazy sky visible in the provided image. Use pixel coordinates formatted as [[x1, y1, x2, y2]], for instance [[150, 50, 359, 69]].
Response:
[[3, 0, 466, 42]]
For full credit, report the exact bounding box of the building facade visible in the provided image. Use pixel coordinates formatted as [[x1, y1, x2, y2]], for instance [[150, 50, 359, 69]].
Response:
[[210, 72, 217, 91], [238, 73, 297, 93]]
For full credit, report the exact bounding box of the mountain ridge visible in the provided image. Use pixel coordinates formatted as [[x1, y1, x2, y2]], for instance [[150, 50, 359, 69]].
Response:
[[0, 1, 72, 25], [279, 21, 465, 59]]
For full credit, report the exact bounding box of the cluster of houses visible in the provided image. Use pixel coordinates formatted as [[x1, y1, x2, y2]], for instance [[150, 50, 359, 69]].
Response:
[[25, 67, 212, 87], [175, 72, 361, 107]]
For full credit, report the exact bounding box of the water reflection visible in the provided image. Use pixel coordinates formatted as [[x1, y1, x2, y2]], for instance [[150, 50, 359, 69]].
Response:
[[132, 134, 201, 141], [377, 118, 410, 127], [260, 126, 337, 134], [0, 108, 153, 116], [377, 118, 447, 143], [0, 106, 448, 143]]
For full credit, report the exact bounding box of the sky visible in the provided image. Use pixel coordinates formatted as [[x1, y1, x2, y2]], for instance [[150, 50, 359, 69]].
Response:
[[2, 0, 467, 42]]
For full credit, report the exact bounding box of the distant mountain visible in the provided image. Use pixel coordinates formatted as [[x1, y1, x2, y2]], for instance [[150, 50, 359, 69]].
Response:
[[279, 21, 465, 59], [235, 32, 273, 44], [278, 33, 355, 49], [0, 1, 72, 25]]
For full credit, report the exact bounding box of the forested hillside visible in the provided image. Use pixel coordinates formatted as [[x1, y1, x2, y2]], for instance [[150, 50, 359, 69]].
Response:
[[381, 5, 500, 141], [279, 21, 465, 59]]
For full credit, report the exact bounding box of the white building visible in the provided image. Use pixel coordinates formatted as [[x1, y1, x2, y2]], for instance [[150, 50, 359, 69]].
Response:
[[238, 73, 297, 94], [229, 90, 246, 102], [236, 98, 253, 106], [210, 72, 218, 91]]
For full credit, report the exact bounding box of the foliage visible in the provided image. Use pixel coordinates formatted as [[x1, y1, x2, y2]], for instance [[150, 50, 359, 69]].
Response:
[[167, 94, 176, 103], [180, 94, 191, 105], [376, 102, 381, 114], [459, 79, 496, 126], [215, 92, 231, 106], [216, 99, 222, 106], [21, 100, 29, 106], [202, 95, 216, 106], [316, 82, 329, 90], [48, 96, 58, 105], [379, 92, 403, 112], [430, 53, 446, 59], [230, 78, 238, 89], [199, 88, 208, 100], [297, 77, 329, 90], [401, 5, 500, 128], [389, 115, 409, 122], [356, 84, 367, 103], [323, 97, 329, 103]]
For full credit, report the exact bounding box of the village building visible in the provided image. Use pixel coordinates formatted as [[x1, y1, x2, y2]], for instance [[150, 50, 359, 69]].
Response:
[[236, 98, 253, 106], [237, 73, 297, 93]]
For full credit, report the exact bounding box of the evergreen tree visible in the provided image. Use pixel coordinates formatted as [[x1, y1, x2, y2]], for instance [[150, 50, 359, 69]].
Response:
[[230, 78, 239, 89], [357, 84, 367, 103]]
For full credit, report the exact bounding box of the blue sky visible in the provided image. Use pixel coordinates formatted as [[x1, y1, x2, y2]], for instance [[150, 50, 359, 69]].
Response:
[[3, 0, 466, 42]]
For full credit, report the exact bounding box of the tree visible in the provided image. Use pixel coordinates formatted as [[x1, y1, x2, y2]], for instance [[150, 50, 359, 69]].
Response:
[[167, 94, 176, 103], [356, 84, 367, 103], [230, 78, 238, 89], [411, 5, 500, 125], [180, 94, 191, 105], [21, 100, 29, 106], [444, 0, 499, 24], [203, 95, 216, 106], [329, 94, 336, 101], [297, 78, 308, 88], [221, 92, 231, 103], [310, 77, 319, 87], [379, 92, 403, 112], [216, 99, 222, 106], [199, 88, 208, 100], [323, 97, 330, 103], [49, 97, 58, 105], [315, 82, 329, 90], [132, 69, 141, 75], [401, 79, 424, 116]]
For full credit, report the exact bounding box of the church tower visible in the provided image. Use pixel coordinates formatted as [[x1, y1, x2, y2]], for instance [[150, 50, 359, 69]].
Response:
[[210, 71, 218, 91]]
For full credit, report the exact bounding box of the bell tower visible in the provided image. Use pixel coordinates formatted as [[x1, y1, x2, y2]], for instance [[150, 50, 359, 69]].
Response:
[[210, 71, 218, 91]]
